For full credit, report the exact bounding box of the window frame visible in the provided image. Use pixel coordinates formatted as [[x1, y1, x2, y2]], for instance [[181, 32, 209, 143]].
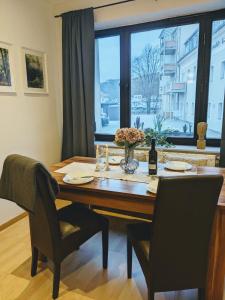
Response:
[[95, 8, 225, 146]]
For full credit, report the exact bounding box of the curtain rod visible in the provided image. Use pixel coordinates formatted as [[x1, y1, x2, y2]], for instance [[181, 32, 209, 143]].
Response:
[[54, 0, 135, 18]]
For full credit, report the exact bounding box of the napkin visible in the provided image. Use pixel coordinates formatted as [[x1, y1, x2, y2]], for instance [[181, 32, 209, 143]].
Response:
[[147, 177, 159, 194], [67, 170, 94, 179]]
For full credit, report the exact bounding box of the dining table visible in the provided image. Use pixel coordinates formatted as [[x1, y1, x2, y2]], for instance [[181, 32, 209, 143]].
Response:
[[50, 156, 225, 300]]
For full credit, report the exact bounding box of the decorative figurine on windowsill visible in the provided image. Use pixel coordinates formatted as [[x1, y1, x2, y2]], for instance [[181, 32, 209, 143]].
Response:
[[197, 122, 207, 149]]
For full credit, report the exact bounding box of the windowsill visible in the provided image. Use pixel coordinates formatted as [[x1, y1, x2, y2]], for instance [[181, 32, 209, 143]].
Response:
[[95, 141, 220, 156]]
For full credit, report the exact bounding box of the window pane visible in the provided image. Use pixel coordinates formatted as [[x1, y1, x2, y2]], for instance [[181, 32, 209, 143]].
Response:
[[131, 24, 199, 137], [95, 36, 120, 134], [207, 19, 225, 138]]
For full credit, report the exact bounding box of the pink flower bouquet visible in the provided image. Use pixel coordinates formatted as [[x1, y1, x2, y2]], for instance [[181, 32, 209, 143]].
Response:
[[114, 127, 145, 149]]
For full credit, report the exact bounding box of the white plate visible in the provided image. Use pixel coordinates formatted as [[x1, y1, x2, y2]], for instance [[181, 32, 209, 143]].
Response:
[[109, 156, 124, 165], [165, 161, 192, 171], [63, 174, 94, 185]]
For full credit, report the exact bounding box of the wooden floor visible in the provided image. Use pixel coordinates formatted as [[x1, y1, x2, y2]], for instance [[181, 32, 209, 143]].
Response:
[[0, 210, 224, 300]]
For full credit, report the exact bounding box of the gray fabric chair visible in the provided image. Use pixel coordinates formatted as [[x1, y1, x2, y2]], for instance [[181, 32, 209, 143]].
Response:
[[127, 175, 223, 300], [0, 155, 109, 299], [30, 171, 109, 299]]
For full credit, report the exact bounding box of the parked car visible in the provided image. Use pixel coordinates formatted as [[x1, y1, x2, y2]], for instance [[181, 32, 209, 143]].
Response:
[[101, 112, 109, 126]]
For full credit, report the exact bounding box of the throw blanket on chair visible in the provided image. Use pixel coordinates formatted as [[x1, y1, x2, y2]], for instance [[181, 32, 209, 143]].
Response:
[[0, 154, 59, 213]]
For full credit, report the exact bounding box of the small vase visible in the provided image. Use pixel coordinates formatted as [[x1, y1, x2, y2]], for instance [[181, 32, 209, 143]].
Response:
[[120, 147, 139, 174]]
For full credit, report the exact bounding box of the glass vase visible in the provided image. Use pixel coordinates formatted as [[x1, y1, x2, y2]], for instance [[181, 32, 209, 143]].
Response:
[[120, 147, 139, 174]]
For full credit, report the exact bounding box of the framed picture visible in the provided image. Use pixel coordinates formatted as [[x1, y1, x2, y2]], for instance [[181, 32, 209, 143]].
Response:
[[21, 47, 48, 94], [0, 42, 16, 93]]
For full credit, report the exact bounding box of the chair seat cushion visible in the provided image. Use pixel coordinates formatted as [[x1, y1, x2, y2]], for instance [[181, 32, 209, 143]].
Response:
[[57, 203, 109, 259], [59, 221, 80, 238], [58, 203, 108, 238]]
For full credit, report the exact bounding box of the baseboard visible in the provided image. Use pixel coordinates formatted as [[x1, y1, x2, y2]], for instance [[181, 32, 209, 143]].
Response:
[[0, 200, 70, 232], [0, 212, 27, 232]]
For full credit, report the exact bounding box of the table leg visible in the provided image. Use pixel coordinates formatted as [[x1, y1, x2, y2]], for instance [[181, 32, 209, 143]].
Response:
[[207, 208, 225, 300]]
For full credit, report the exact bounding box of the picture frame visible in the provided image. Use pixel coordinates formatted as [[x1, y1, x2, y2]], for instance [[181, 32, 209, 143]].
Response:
[[0, 41, 16, 93], [21, 47, 48, 94]]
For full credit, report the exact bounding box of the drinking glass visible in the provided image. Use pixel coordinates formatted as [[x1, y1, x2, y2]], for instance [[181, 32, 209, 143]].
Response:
[[97, 145, 106, 180]]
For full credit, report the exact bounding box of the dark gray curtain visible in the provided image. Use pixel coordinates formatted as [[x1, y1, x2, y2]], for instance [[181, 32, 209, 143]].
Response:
[[62, 8, 95, 160], [219, 92, 225, 166]]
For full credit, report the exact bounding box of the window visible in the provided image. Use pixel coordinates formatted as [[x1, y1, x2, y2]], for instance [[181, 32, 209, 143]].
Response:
[[192, 102, 195, 115], [207, 19, 225, 139], [208, 103, 211, 119], [95, 36, 120, 134], [95, 10, 225, 146], [130, 24, 199, 137], [221, 61, 225, 79], [213, 19, 225, 33], [185, 30, 199, 55], [218, 103, 223, 120], [193, 66, 197, 81], [210, 66, 214, 82]]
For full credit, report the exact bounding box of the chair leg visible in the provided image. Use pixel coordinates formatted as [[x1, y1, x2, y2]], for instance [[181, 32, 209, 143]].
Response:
[[52, 263, 61, 299], [127, 238, 132, 279], [39, 253, 48, 263], [102, 227, 108, 269], [148, 288, 154, 300], [31, 246, 38, 277], [198, 288, 206, 300]]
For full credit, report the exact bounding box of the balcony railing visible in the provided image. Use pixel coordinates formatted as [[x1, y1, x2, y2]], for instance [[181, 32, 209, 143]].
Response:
[[162, 64, 176, 76], [171, 82, 187, 93], [160, 40, 177, 55], [163, 82, 187, 94]]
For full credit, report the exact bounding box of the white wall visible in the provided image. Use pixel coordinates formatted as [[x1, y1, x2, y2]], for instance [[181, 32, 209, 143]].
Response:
[[0, 0, 61, 224]]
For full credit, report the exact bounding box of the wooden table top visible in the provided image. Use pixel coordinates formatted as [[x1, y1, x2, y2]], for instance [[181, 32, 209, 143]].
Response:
[[50, 156, 225, 210]]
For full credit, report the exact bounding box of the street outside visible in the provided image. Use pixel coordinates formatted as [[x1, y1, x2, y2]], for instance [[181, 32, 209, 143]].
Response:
[[98, 113, 220, 138]]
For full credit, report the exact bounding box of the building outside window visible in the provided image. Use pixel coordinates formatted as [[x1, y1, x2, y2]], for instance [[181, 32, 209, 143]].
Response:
[[208, 103, 211, 120], [207, 20, 225, 138], [218, 103, 223, 120], [95, 15, 225, 144], [221, 61, 225, 79], [193, 66, 197, 81], [210, 66, 214, 82], [192, 102, 195, 115]]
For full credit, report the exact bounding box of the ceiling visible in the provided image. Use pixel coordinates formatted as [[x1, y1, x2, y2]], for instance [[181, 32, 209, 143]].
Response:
[[50, 0, 225, 7], [51, 0, 225, 30]]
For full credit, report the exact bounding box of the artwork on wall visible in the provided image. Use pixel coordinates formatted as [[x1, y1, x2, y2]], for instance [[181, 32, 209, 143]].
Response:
[[0, 42, 16, 93], [21, 47, 48, 94]]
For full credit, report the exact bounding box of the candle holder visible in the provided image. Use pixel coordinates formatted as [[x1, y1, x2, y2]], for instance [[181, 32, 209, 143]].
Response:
[[105, 144, 110, 171], [95, 145, 100, 171], [105, 161, 110, 171], [95, 162, 100, 172]]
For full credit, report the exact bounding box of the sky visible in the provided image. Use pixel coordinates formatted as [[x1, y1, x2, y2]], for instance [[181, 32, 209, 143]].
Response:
[[97, 29, 161, 83]]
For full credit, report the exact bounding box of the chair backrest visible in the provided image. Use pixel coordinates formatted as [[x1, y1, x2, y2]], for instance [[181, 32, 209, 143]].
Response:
[[29, 169, 61, 261], [149, 175, 223, 292]]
